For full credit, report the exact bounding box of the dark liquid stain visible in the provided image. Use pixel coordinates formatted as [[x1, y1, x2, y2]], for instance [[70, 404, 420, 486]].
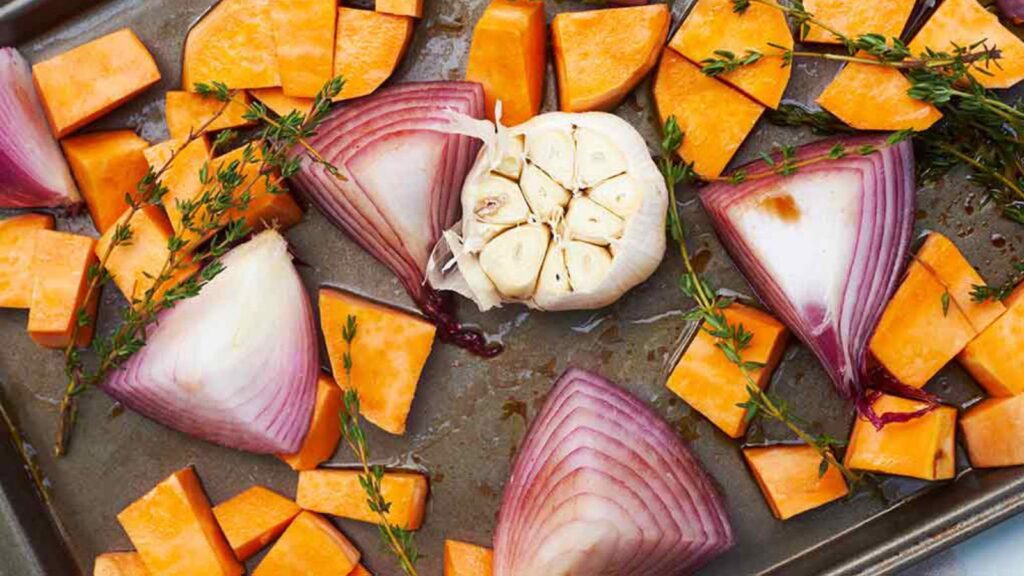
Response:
[[915, 209, 928, 221], [432, 472, 446, 484], [477, 482, 499, 500], [647, 349, 656, 362], [598, 324, 623, 345], [598, 349, 614, 364], [760, 193, 802, 223], [501, 398, 527, 422], [536, 357, 558, 378], [992, 233, 1007, 248], [692, 247, 713, 275], [108, 402, 125, 419], [675, 412, 701, 442]]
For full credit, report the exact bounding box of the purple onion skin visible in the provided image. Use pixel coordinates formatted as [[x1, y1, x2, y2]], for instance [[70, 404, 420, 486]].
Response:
[[998, 0, 1024, 23]]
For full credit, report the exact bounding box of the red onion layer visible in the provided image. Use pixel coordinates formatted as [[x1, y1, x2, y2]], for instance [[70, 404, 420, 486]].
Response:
[[494, 368, 733, 576]]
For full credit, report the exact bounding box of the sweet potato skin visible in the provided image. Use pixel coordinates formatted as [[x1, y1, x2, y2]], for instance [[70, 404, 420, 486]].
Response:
[[0, 214, 54, 309], [958, 284, 1024, 396], [277, 373, 344, 470], [817, 61, 943, 132], [212, 486, 301, 561], [27, 230, 99, 349], [960, 395, 1024, 468], [444, 540, 493, 576], [270, 0, 337, 98], [743, 445, 849, 520], [333, 8, 414, 101], [252, 511, 360, 576], [183, 0, 281, 91], [62, 130, 151, 234], [296, 469, 429, 530]]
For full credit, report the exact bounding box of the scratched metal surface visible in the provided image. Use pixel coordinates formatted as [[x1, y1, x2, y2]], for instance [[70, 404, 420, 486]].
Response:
[[2, 0, 1024, 575]]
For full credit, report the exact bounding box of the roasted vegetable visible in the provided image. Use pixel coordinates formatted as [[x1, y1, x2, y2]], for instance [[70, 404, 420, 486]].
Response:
[[61, 130, 150, 233], [960, 394, 1024, 468], [270, 0, 336, 98], [212, 486, 301, 561], [0, 214, 54, 309], [277, 373, 344, 470], [333, 8, 413, 101], [959, 283, 1024, 396], [296, 469, 429, 530], [252, 511, 361, 576], [27, 230, 99, 349], [743, 445, 849, 520], [183, 0, 280, 90], [164, 91, 254, 140], [444, 540, 493, 576]]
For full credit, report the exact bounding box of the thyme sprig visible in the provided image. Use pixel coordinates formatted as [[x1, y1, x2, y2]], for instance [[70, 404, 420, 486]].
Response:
[[701, 49, 764, 77], [338, 315, 420, 576], [972, 262, 1024, 302], [661, 116, 862, 485]]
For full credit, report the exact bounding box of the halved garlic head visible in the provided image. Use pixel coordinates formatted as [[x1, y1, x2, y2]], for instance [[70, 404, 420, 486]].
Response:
[[428, 112, 668, 311]]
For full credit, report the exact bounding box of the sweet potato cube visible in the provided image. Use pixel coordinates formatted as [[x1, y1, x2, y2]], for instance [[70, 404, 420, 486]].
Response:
[[32, 28, 160, 138], [817, 62, 942, 132], [296, 469, 429, 530], [250, 88, 314, 117], [444, 540, 494, 576], [212, 486, 301, 561], [916, 232, 1006, 333], [117, 467, 242, 576], [277, 373, 344, 471], [252, 511, 360, 576], [319, 288, 436, 435], [844, 394, 957, 480], [349, 565, 372, 576], [465, 0, 546, 125], [669, 0, 792, 109], [211, 145, 304, 233], [27, 230, 98, 349], [333, 8, 414, 101], [270, 0, 337, 98], [61, 130, 151, 233], [165, 91, 254, 141], [143, 137, 212, 245], [0, 214, 54, 309], [801, 0, 916, 44], [666, 303, 788, 438], [743, 445, 849, 520], [960, 395, 1024, 468], [552, 4, 670, 112], [377, 0, 423, 18], [654, 48, 764, 179], [909, 0, 1024, 89], [94, 552, 149, 576], [183, 0, 281, 91], [959, 284, 1024, 396]]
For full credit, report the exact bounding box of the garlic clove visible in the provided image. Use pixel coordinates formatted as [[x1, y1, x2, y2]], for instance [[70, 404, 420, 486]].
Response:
[[479, 224, 551, 299], [588, 173, 644, 218], [565, 196, 624, 245], [525, 127, 575, 189], [536, 242, 572, 297], [565, 240, 613, 293], [495, 134, 525, 180], [575, 127, 628, 188], [468, 174, 530, 225], [521, 162, 571, 222]]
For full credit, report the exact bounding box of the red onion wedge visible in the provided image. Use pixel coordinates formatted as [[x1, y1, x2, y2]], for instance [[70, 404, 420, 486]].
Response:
[[700, 135, 929, 427], [0, 48, 79, 209], [102, 230, 317, 453], [290, 81, 500, 356], [494, 368, 733, 576]]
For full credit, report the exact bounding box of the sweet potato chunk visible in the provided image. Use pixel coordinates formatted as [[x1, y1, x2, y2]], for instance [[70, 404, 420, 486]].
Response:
[[143, 137, 212, 246], [277, 373, 344, 471], [669, 0, 792, 109], [32, 28, 160, 137], [817, 62, 943, 131], [444, 540, 494, 576], [909, 0, 1024, 89], [377, 0, 423, 18], [802, 0, 916, 44], [252, 511, 360, 576], [844, 394, 957, 480], [349, 565, 372, 576], [118, 467, 242, 576], [270, 0, 337, 98], [465, 0, 546, 125], [183, 0, 281, 91], [960, 395, 1024, 468], [212, 486, 301, 561], [0, 214, 54, 309], [62, 130, 150, 234], [743, 445, 849, 520], [916, 232, 1006, 333], [165, 91, 254, 141], [94, 552, 149, 576], [319, 288, 436, 435], [552, 4, 670, 112], [334, 8, 414, 101], [959, 284, 1024, 396], [28, 230, 98, 349], [666, 303, 788, 438], [654, 48, 764, 179], [211, 145, 304, 233], [250, 88, 314, 117], [296, 469, 429, 530]]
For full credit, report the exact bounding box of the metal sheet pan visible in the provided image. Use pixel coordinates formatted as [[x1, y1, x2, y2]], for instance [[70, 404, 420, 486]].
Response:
[[2, 0, 1024, 574]]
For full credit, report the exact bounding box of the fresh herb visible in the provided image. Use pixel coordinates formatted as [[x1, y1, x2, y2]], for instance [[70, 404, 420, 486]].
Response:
[[338, 315, 420, 576], [700, 49, 764, 77], [941, 290, 951, 316], [972, 262, 1024, 302], [765, 103, 856, 136]]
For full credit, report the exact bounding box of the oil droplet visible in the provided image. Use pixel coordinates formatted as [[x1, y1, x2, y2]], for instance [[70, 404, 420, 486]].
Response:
[[536, 357, 558, 378], [915, 209, 928, 221], [692, 248, 712, 275], [992, 233, 1007, 249], [759, 193, 802, 223], [108, 402, 125, 419], [598, 324, 623, 345], [501, 398, 527, 422]]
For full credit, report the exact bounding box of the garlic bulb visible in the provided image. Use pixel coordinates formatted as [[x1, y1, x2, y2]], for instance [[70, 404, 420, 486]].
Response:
[[428, 112, 667, 311]]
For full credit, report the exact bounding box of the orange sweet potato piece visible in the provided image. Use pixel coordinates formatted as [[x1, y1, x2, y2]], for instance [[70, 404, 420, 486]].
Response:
[[270, 0, 337, 98], [465, 0, 546, 125], [250, 88, 314, 117], [552, 4, 670, 112], [444, 540, 494, 576], [654, 48, 764, 179], [909, 0, 1024, 89], [844, 394, 957, 480], [143, 137, 212, 245], [211, 145, 304, 233], [377, 0, 423, 18], [960, 394, 1024, 468], [277, 373, 344, 470], [319, 288, 436, 435], [669, 0, 792, 109], [334, 8, 414, 101], [183, 0, 281, 91], [743, 445, 849, 520], [61, 130, 150, 234], [94, 552, 149, 576], [32, 28, 160, 138], [117, 467, 242, 576], [817, 61, 943, 131], [666, 303, 788, 438], [27, 230, 98, 349], [212, 486, 301, 561], [916, 232, 1006, 333], [959, 283, 1024, 396], [296, 469, 429, 530], [165, 91, 254, 141], [801, 0, 916, 44], [253, 511, 360, 576], [0, 214, 54, 309], [349, 565, 372, 576]]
